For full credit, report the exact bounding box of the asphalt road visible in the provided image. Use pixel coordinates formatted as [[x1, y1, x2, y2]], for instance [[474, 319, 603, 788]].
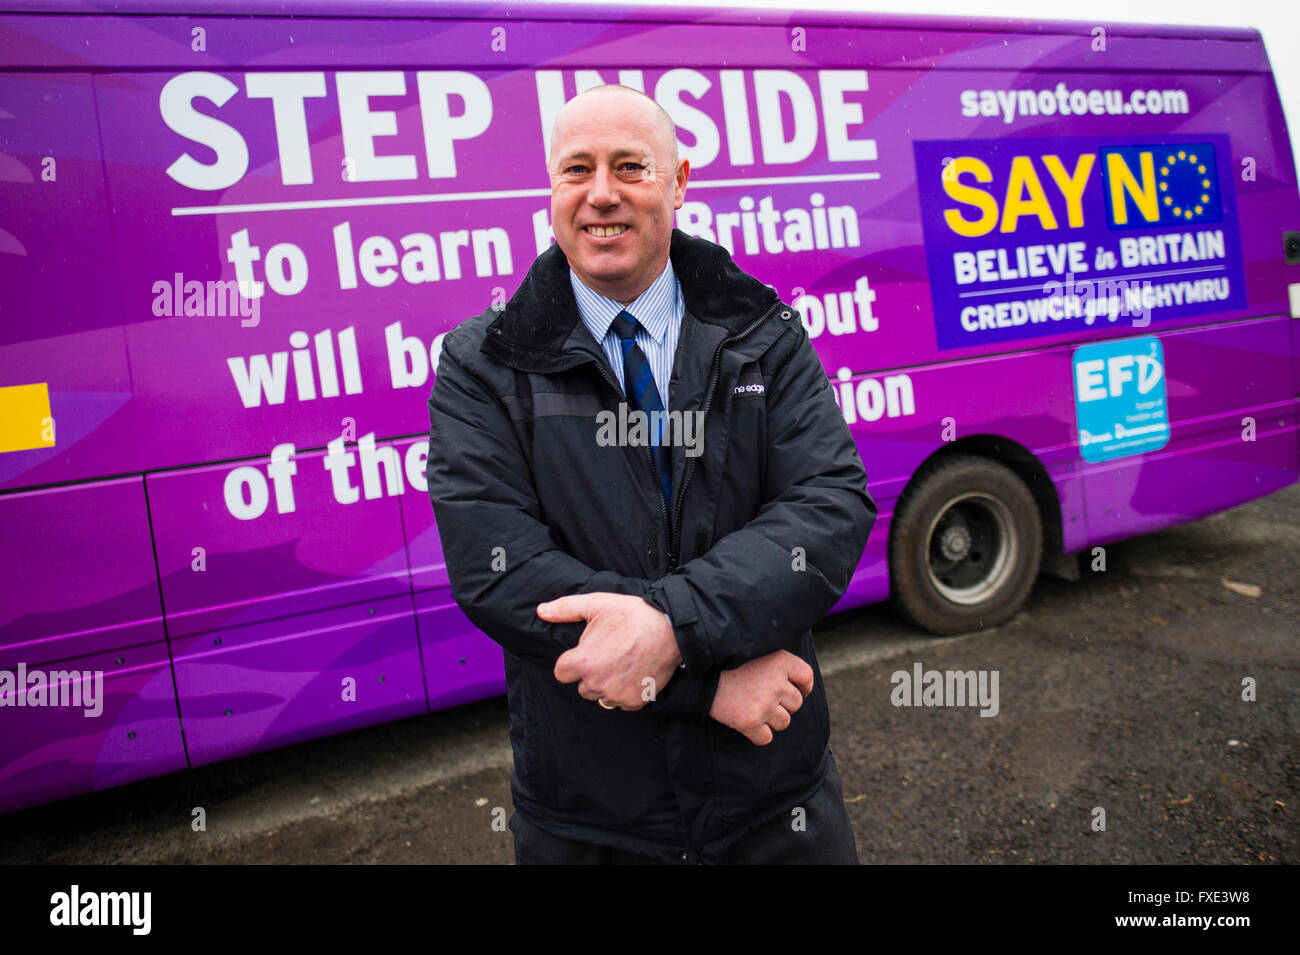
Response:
[[2, 484, 1296, 865]]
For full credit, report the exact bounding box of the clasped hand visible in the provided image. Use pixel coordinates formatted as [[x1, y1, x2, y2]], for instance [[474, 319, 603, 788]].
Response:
[[543, 593, 680, 709], [539, 592, 815, 745]]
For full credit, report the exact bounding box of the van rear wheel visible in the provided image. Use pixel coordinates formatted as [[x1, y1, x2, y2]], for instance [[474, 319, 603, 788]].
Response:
[[888, 454, 1042, 634]]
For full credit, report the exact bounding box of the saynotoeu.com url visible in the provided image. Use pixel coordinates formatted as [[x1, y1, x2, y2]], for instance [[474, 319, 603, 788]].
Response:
[[960, 83, 1190, 124]]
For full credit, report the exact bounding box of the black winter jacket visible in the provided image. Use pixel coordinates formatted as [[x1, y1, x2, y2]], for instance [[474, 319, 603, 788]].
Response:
[[426, 229, 876, 862]]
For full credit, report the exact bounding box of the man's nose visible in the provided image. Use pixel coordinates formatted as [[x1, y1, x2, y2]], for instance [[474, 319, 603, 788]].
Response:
[[587, 165, 619, 207]]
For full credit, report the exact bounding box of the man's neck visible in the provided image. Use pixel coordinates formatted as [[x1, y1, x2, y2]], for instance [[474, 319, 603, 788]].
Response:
[[573, 263, 670, 307]]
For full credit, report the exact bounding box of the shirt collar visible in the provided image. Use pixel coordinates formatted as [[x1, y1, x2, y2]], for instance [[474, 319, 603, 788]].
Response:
[[569, 259, 681, 346]]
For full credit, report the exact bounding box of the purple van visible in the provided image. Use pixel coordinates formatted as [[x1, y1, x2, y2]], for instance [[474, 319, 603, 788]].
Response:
[[1, 0, 1297, 813]]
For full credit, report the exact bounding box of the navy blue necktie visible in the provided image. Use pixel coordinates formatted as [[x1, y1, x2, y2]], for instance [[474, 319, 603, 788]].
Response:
[[611, 310, 671, 514]]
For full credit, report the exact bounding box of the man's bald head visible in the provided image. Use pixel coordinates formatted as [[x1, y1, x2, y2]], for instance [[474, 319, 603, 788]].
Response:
[[547, 85, 678, 168], [545, 82, 690, 304]]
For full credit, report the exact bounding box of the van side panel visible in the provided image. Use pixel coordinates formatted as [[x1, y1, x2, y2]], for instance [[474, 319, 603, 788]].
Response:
[[0, 478, 187, 814]]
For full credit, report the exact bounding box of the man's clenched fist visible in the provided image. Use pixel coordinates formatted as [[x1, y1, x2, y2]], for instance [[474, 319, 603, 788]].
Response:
[[709, 650, 815, 745]]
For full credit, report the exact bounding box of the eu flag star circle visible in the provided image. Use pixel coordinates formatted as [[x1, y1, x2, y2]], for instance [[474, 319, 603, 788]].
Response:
[[1158, 149, 1216, 222]]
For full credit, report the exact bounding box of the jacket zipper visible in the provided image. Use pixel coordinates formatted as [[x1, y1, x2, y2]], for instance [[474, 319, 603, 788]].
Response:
[[667, 300, 784, 569], [582, 298, 783, 573], [588, 359, 670, 564], [580, 300, 783, 860]]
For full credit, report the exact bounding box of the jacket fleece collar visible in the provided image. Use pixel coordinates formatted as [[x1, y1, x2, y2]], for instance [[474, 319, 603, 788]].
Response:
[[482, 229, 779, 372]]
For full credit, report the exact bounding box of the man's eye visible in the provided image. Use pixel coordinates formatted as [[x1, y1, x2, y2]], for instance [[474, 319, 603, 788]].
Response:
[[620, 162, 647, 173], [564, 165, 589, 175]]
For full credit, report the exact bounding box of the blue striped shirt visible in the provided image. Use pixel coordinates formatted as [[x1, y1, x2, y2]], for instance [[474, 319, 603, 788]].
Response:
[[569, 262, 683, 410]]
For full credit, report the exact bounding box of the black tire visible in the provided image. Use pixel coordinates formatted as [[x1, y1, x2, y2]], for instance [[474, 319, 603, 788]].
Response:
[[888, 453, 1042, 635]]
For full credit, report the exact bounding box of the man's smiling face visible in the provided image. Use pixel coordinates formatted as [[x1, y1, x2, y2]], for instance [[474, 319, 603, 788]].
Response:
[[547, 87, 689, 305]]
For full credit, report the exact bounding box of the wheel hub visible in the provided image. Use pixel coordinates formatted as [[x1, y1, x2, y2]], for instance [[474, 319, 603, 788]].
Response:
[[924, 492, 1018, 606], [939, 524, 971, 561]]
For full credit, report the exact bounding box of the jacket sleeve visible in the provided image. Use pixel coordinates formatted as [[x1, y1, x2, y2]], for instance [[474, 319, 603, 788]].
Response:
[[643, 317, 876, 672], [426, 324, 720, 718]]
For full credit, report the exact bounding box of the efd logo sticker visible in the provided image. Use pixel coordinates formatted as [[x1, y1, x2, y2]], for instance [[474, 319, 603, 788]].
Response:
[[1072, 336, 1169, 462]]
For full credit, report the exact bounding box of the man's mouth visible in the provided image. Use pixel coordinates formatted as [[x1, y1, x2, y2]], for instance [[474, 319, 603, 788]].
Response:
[[583, 224, 629, 238]]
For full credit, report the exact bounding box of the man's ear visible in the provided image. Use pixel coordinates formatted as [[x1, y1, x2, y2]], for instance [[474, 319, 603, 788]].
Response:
[[673, 158, 691, 209]]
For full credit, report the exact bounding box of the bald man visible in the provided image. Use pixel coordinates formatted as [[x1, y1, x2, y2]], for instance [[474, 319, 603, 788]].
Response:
[[427, 85, 875, 864]]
